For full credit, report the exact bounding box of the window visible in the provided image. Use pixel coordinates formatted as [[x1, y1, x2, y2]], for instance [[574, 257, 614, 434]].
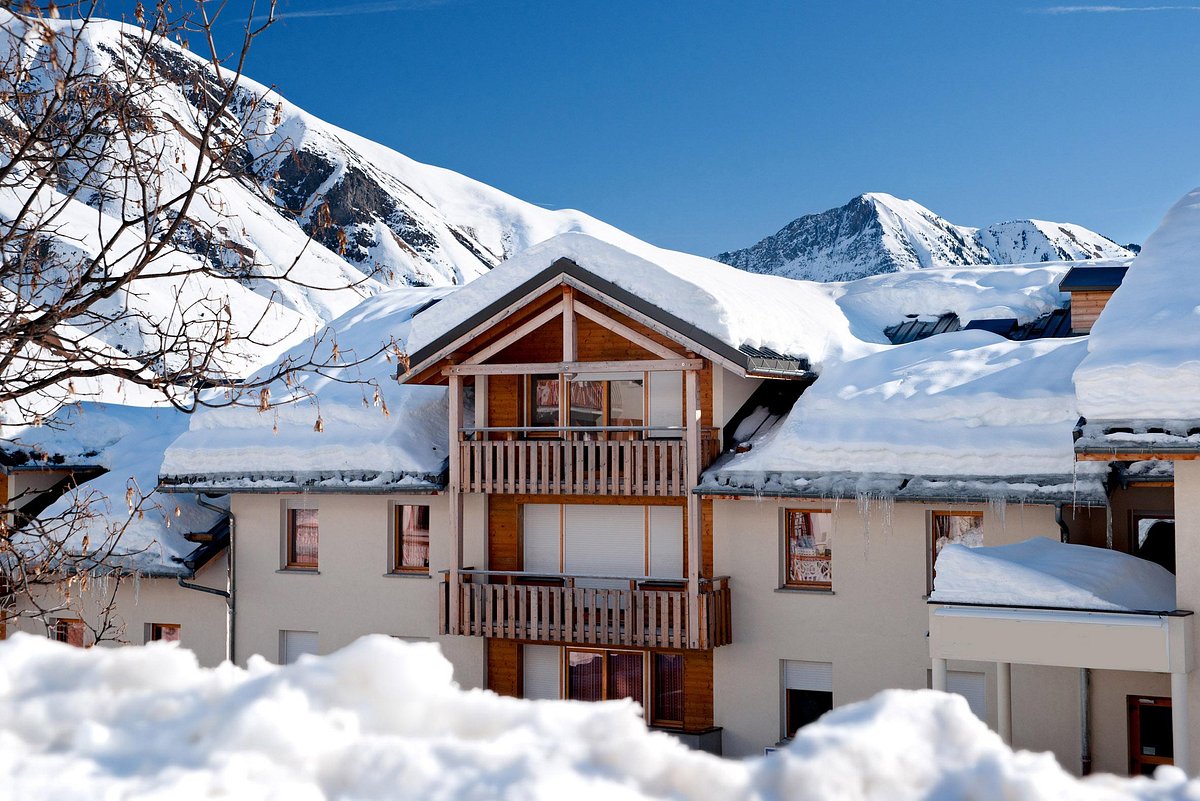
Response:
[[527, 373, 561, 429], [1133, 514, 1175, 574], [783, 510, 833, 589], [149, 623, 181, 643], [523, 644, 562, 700], [522, 503, 684, 582], [523, 372, 671, 438], [393, 505, 431, 573], [1128, 695, 1174, 775], [652, 653, 684, 727], [782, 660, 833, 738], [946, 670, 986, 720], [566, 649, 644, 705], [51, 618, 85, 647], [930, 511, 983, 588], [280, 630, 319, 664], [286, 508, 319, 569]]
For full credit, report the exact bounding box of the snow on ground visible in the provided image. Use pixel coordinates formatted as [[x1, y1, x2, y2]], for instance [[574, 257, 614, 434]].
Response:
[[0, 633, 1191, 801], [1075, 187, 1200, 422], [931, 537, 1177, 612], [160, 287, 453, 489], [707, 331, 1106, 492], [406, 232, 1078, 372], [7, 403, 223, 576]]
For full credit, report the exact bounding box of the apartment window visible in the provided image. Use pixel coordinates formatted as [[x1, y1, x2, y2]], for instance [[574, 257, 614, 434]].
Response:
[[1133, 514, 1175, 574], [930, 511, 983, 587], [782, 660, 833, 738], [148, 623, 181, 643], [51, 618, 86, 647], [524, 372, 669, 437], [280, 630, 319, 664], [523, 644, 562, 701], [566, 649, 644, 706], [946, 671, 986, 721], [527, 374, 561, 429], [393, 505, 431, 573], [286, 508, 319, 569], [651, 653, 685, 727], [783, 510, 833, 589]]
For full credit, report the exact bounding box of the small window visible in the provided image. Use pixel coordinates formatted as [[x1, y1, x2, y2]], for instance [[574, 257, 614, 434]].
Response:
[[651, 653, 684, 727], [149, 623, 181, 643], [567, 375, 605, 429], [51, 618, 86, 647], [527, 374, 561, 430], [393, 505, 431, 573], [280, 629, 319, 664], [930, 511, 983, 588], [1133, 515, 1175, 574], [782, 659, 833, 738], [286, 508, 319, 569], [783, 510, 833, 589]]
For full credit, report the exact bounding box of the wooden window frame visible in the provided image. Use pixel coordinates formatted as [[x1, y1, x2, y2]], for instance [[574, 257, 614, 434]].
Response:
[[148, 623, 181, 643], [523, 373, 651, 440], [928, 510, 983, 592], [285, 507, 319, 570], [1128, 694, 1173, 775], [649, 651, 685, 729], [781, 509, 833, 590], [392, 504, 431, 574], [51, 617, 85, 647], [563, 647, 648, 714]]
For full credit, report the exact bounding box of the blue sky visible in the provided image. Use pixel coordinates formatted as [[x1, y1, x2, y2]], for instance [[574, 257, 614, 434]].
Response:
[[146, 1, 1200, 254]]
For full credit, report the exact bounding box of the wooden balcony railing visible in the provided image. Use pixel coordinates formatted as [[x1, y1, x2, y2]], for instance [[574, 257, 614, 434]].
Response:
[[439, 570, 732, 650], [458, 427, 721, 496]]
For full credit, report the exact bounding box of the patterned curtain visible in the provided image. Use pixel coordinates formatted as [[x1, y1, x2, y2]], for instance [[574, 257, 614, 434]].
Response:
[[568, 651, 604, 702], [289, 509, 319, 566], [607, 652, 644, 705]]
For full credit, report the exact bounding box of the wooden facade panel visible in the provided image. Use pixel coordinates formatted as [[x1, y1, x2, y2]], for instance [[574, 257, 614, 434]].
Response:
[[486, 639, 521, 697], [682, 649, 714, 730], [488, 495, 520, 571], [487, 374, 520, 429]]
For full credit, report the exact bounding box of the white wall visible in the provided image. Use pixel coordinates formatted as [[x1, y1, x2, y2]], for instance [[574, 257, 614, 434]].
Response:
[[1173, 460, 1200, 774], [230, 492, 486, 689]]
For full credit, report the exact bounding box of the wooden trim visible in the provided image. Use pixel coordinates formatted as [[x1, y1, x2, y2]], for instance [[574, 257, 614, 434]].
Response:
[[445, 359, 704, 376], [463, 300, 566, 365], [563, 287, 576, 362], [685, 369, 701, 648], [1127, 694, 1173, 775], [781, 508, 834, 590], [448, 375, 464, 634], [573, 300, 683, 359], [1078, 452, 1200, 462]]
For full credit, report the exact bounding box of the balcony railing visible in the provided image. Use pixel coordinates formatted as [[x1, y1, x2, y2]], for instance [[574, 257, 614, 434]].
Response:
[[458, 427, 721, 496], [439, 569, 732, 650]]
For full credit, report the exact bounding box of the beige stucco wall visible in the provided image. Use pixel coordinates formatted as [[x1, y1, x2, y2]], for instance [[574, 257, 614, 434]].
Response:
[[711, 496, 1085, 766], [1173, 460, 1200, 773], [230, 492, 486, 689], [7, 554, 230, 667]]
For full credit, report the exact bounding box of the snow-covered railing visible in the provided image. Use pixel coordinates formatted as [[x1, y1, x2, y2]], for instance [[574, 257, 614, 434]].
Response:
[[439, 569, 732, 650], [457, 428, 720, 496]]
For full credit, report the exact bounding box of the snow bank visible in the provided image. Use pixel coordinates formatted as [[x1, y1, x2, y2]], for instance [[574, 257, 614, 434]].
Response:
[[161, 287, 453, 489], [709, 331, 1105, 489], [931, 537, 1177, 612], [7, 403, 222, 576], [0, 633, 1190, 800], [1075, 187, 1200, 422]]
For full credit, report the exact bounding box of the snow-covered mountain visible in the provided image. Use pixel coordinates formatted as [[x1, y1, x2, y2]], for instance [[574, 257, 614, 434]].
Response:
[[0, 12, 638, 377], [715, 193, 1133, 282]]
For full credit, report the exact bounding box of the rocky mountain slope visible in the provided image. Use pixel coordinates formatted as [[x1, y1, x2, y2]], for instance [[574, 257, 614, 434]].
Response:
[[716, 193, 1133, 282]]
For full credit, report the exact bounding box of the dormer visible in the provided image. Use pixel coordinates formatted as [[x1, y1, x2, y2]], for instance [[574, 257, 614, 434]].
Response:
[[1059, 264, 1129, 334]]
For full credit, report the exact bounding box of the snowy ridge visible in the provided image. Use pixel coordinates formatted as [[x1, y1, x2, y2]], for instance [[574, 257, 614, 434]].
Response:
[[0, 633, 1191, 799], [716, 193, 1132, 282]]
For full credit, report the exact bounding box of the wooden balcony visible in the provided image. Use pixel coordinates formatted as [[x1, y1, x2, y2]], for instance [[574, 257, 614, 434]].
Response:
[[439, 570, 732, 650], [459, 428, 721, 496]]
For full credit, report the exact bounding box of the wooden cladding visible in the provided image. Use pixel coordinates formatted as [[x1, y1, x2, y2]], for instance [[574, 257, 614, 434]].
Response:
[[461, 438, 690, 496], [441, 572, 732, 650], [1070, 290, 1114, 334]]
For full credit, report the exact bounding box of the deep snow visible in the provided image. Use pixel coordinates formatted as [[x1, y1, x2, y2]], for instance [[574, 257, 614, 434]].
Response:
[[0, 633, 1193, 801]]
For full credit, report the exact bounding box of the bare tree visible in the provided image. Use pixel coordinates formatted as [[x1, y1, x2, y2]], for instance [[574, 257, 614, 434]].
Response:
[[0, 0, 394, 641]]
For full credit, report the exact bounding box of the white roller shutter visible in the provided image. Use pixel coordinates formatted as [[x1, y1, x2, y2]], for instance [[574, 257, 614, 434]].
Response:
[[281, 630, 318, 665], [523, 645, 562, 701], [648, 506, 684, 578], [783, 660, 833, 692], [947, 671, 986, 720], [648, 371, 683, 437], [563, 505, 644, 586], [523, 504, 561, 573]]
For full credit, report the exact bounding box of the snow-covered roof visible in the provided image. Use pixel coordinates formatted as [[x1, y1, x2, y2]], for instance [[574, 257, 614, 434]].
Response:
[[1074, 187, 1200, 435], [160, 288, 452, 492], [406, 232, 1083, 375], [704, 331, 1108, 504], [931, 537, 1176, 613], [7, 403, 224, 578]]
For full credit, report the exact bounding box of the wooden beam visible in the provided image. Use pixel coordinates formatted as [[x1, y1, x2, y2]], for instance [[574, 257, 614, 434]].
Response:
[[685, 369, 701, 649], [573, 300, 682, 359], [445, 358, 704, 376], [448, 374, 464, 635], [562, 287, 576, 362], [474, 375, 488, 430], [1077, 452, 1200, 462], [463, 300, 565, 365]]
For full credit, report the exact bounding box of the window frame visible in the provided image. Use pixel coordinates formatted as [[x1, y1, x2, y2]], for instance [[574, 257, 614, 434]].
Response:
[[780, 508, 834, 590], [283, 506, 319, 570], [51, 617, 85, 647], [928, 509, 984, 593], [650, 651, 685, 729], [391, 503, 432, 574], [148, 623, 181, 643], [563, 647, 648, 708]]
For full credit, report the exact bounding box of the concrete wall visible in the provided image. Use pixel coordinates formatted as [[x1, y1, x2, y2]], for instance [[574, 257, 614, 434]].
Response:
[[711, 496, 1084, 765], [229, 492, 486, 689]]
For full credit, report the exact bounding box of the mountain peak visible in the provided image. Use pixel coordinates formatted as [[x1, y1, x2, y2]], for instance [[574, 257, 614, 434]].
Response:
[[715, 195, 1132, 282]]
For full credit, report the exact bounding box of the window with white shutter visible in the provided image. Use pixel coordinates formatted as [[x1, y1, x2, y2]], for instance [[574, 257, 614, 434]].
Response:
[[280, 630, 318, 664], [523, 645, 562, 701]]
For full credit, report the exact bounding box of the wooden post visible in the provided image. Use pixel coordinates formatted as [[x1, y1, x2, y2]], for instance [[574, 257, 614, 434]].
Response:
[[685, 368, 701, 648], [563, 287, 576, 362], [448, 374, 464, 635]]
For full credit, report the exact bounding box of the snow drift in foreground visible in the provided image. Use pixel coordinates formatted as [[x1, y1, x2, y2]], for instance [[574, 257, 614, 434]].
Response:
[[0, 634, 1192, 801], [931, 537, 1177, 612]]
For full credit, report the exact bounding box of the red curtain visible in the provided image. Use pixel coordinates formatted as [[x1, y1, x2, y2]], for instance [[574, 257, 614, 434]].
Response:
[[652, 654, 684, 724], [607, 652, 644, 706]]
